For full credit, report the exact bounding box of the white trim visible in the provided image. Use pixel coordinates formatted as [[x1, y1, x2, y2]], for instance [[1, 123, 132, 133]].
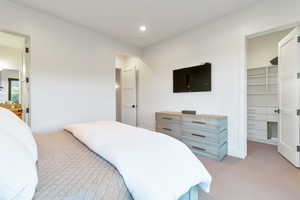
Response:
[[23, 36, 31, 126]]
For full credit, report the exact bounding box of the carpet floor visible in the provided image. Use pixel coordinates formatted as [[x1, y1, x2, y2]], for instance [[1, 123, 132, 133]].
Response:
[[197, 141, 300, 200]]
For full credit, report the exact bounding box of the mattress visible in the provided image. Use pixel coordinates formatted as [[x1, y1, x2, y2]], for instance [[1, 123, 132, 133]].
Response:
[[33, 131, 133, 200]]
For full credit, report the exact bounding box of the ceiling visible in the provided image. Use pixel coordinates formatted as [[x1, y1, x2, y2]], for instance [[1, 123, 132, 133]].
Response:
[[10, 0, 258, 47]]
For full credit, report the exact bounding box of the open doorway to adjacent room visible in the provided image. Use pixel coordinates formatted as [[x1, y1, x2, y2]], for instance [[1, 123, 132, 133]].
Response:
[[246, 25, 300, 167], [0, 31, 31, 125]]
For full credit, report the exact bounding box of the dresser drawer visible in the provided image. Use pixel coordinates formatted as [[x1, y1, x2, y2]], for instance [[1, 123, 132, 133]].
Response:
[[157, 121, 180, 130], [190, 142, 227, 161], [182, 115, 220, 125], [183, 138, 227, 160], [182, 123, 225, 135], [182, 128, 227, 146], [157, 127, 181, 139], [182, 116, 226, 133], [156, 122, 181, 139], [156, 113, 181, 124], [183, 138, 218, 154]]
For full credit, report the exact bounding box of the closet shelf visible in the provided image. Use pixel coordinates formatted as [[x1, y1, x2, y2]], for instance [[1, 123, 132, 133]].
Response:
[[247, 83, 277, 86], [247, 65, 278, 145], [247, 118, 268, 122], [248, 74, 277, 78], [248, 92, 277, 95], [248, 65, 278, 69], [247, 83, 266, 86], [248, 105, 278, 108], [248, 75, 266, 78], [247, 73, 265, 77]]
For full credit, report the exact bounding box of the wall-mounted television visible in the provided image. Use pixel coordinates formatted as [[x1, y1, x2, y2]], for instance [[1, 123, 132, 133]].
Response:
[[173, 63, 211, 93]]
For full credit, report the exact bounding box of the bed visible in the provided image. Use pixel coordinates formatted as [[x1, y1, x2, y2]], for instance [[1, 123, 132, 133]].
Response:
[[33, 130, 207, 200], [0, 107, 212, 200]]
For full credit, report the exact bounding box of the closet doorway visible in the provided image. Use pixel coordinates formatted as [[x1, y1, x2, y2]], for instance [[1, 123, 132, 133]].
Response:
[[0, 31, 31, 125], [246, 26, 300, 167]]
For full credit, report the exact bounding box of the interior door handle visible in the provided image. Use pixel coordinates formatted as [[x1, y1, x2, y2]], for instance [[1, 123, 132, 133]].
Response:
[[132, 105, 136, 108], [274, 109, 280, 114]]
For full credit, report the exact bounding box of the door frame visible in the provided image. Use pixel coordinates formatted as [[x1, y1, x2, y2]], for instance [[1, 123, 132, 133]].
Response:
[[243, 22, 300, 158], [0, 30, 32, 126]]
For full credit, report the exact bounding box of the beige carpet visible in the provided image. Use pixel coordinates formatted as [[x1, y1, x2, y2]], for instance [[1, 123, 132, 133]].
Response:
[[197, 141, 300, 200]]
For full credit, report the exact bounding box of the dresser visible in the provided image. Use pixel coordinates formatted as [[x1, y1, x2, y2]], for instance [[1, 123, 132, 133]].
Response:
[[156, 112, 228, 161]]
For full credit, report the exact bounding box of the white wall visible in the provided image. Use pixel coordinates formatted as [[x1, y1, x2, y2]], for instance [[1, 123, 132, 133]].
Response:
[[140, 0, 300, 158], [0, 44, 22, 71], [247, 29, 292, 68], [0, 0, 141, 132]]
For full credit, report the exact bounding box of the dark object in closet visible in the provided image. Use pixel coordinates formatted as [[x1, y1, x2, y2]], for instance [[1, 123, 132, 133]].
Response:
[[267, 121, 278, 139], [270, 57, 278, 65]]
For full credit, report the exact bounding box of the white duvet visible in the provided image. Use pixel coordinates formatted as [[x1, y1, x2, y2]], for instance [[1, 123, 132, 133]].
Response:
[[64, 121, 211, 200]]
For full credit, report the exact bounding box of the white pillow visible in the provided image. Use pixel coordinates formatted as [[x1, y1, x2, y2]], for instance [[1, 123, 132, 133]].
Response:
[[0, 131, 38, 200], [0, 107, 37, 162]]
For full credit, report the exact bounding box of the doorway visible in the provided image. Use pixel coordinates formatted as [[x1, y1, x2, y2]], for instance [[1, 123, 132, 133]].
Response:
[[0, 31, 31, 125], [246, 26, 300, 167], [115, 54, 140, 126]]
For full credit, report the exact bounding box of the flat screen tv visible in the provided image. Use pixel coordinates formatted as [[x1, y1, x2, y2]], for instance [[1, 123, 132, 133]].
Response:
[[173, 63, 211, 93]]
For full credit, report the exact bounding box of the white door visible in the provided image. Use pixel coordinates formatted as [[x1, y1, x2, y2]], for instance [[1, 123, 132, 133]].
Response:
[[278, 27, 300, 167], [121, 66, 137, 126]]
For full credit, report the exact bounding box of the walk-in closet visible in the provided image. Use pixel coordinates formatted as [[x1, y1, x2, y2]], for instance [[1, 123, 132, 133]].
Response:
[[247, 28, 292, 145]]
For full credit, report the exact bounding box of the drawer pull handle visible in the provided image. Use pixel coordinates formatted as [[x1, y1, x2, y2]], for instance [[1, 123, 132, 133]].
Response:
[[162, 117, 173, 120], [192, 121, 206, 125], [162, 128, 172, 131], [192, 134, 206, 138], [192, 146, 206, 151]]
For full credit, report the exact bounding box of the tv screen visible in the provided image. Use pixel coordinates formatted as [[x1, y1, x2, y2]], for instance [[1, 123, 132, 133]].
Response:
[[173, 63, 211, 93]]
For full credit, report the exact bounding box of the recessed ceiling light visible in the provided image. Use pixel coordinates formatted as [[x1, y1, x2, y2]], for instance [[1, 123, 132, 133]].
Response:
[[139, 25, 147, 32]]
